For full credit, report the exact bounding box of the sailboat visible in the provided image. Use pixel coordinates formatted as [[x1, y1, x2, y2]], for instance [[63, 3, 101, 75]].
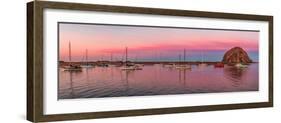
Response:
[[175, 49, 191, 70], [121, 47, 142, 70], [163, 63, 176, 68], [108, 53, 115, 67], [134, 54, 145, 67], [96, 54, 109, 67], [235, 63, 247, 68], [63, 41, 82, 71], [81, 49, 94, 68], [198, 51, 207, 67]]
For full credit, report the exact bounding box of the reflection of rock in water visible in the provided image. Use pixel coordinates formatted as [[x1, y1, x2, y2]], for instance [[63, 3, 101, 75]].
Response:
[[223, 66, 247, 87]]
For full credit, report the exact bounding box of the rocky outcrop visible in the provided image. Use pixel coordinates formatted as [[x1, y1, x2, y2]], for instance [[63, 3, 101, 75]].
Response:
[[222, 47, 252, 64]]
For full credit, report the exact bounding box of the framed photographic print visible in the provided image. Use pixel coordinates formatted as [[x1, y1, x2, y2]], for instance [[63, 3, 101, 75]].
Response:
[[27, 1, 273, 122]]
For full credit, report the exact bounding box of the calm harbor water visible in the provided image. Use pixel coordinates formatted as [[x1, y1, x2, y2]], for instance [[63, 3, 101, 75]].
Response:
[[58, 63, 258, 99]]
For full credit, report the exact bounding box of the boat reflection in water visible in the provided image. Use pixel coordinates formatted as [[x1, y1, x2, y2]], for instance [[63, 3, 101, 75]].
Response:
[[59, 63, 258, 99]]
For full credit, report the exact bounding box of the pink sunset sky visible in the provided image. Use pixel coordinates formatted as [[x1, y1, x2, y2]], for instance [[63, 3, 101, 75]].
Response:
[[59, 23, 259, 62]]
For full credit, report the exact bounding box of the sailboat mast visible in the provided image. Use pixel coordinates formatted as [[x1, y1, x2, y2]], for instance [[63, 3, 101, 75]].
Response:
[[86, 49, 88, 65], [125, 47, 128, 65], [110, 53, 113, 62], [201, 51, 203, 63], [183, 49, 186, 62], [69, 41, 71, 62]]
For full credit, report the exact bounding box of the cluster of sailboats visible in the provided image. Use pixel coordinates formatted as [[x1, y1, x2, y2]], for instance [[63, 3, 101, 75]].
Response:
[[171, 49, 192, 70], [120, 47, 143, 70], [62, 41, 248, 71], [61, 42, 144, 71]]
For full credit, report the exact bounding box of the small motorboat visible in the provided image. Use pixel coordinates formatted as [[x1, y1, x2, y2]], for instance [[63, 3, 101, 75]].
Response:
[[214, 62, 224, 68]]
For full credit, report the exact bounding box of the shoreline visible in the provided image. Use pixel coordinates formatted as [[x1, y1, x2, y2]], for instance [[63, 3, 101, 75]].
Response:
[[59, 61, 258, 66]]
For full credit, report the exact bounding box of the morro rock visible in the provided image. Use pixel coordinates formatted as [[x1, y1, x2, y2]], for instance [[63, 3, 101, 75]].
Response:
[[222, 47, 252, 64]]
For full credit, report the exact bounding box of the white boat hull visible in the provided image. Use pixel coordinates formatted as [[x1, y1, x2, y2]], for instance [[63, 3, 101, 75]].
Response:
[[198, 63, 207, 68], [121, 66, 143, 70], [235, 63, 248, 68], [175, 65, 191, 70]]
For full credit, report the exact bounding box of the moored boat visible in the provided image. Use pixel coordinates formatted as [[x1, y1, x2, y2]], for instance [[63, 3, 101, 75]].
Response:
[[63, 41, 82, 71], [63, 65, 82, 71], [97, 63, 109, 67], [163, 63, 175, 68], [121, 65, 142, 70], [121, 47, 143, 71], [81, 49, 94, 68], [198, 51, 207, 67], [214, 62, 224, 68], [198, 63, 207, 68], [174, 49, 192, 70], [235, 63, 248, 68], [175, 64, 191, 70]]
